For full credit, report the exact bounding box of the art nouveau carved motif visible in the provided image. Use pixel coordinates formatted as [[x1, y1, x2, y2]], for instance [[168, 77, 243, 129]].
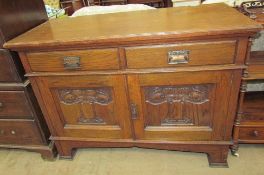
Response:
[[161, 118, 192, 126], [59, 88, 112, 124], [145, 85, 210, 126], [241, 1, 264, 19], [242, 1, 264, 9]]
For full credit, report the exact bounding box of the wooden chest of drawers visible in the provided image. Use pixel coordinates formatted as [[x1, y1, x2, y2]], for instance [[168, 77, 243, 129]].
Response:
[[0, 0, 56, 159], [5, 4, 261, 167], [0, 78, 56, 159]]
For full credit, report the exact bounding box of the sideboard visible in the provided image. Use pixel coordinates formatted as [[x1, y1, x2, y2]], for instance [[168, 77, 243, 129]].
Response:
[[4, 4, 262, 167]]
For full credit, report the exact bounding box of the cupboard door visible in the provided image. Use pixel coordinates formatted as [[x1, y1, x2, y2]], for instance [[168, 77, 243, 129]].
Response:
[[128, 71, 235, 141], [36, 75, 132, 139]]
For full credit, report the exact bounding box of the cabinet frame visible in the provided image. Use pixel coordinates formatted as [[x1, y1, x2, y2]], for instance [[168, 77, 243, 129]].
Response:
[[5, 3, 262, 166]]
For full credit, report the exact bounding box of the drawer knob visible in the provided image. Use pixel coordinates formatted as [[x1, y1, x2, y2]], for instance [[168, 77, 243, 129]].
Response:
[[11, 130, 16, 135], [63, 56, 81, 70], [253, 130, 259, 137], [168, 50, 189, 64]]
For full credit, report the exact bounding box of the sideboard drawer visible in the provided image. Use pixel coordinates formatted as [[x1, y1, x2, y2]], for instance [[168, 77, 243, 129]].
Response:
[[26, 48, 120, 72], [0, 119, 43, 145], [239, 127, 264, 141], [0, 91, 32, 119], [125, 40, 236, 69]]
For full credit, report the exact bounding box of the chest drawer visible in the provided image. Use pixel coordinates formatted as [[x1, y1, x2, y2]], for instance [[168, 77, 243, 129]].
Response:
[[239, 127, 264, 141], [26, 48, 120, 72], [125, 40, 236, 69], [0, 119, 43, 145], [241, 91, 264, 122], [248, 64, 264, 78], [0, 91, 32, 119]]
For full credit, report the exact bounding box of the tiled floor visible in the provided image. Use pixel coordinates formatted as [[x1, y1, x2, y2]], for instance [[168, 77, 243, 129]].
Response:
[[0, 144, 263, 175]]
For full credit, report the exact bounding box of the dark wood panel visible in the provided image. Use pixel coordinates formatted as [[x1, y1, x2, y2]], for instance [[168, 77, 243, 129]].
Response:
[[0, 31, 5, 49], [0, 49, 23, 82], [0, 0, 47, 47], [0, 90, 32, 119]]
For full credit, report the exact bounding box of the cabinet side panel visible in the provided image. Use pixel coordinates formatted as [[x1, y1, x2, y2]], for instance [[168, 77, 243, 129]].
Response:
[[0, 0, 47, 43]]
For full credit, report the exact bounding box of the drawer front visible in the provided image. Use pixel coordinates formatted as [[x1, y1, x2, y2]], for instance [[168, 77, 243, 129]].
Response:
[[0, 91, 33, 119], [125, 40, 236, 69], [239, 127, 264, 141], [241, 91, 264, 122], [26, 48, 120, 72], [0, 49, 20, 82], [248, 64, 264, 78], [0, 120, 43, 145]]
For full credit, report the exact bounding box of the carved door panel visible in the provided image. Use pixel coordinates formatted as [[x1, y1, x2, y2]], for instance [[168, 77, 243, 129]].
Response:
[[128, 71, 235, 141], [36, 75, 132, 139]]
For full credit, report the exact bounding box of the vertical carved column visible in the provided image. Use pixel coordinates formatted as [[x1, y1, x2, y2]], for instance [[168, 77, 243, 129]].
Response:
[[231, 81, 247, 156], [235, 81, 247, 125], [243, 37, 254, 79], [231, 36, 254, 156]]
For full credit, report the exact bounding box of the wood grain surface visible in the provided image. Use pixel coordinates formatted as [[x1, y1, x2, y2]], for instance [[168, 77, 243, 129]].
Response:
[[125, 40, 236, 68], [5, 4, 262, 166], [4, 4, 262, 50]]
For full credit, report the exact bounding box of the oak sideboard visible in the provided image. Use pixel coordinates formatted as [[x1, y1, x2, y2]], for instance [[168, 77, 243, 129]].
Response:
[[4, 4, 262, 167]]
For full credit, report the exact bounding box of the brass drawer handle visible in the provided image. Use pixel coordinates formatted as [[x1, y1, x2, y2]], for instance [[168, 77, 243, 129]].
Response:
[[130, 103, 138, 120], [63, 56, 81, 70], [168, 50, 189, 64]]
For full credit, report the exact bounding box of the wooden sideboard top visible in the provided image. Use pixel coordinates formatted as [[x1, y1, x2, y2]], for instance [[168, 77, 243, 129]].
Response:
[[4, 3, 262, 51]]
